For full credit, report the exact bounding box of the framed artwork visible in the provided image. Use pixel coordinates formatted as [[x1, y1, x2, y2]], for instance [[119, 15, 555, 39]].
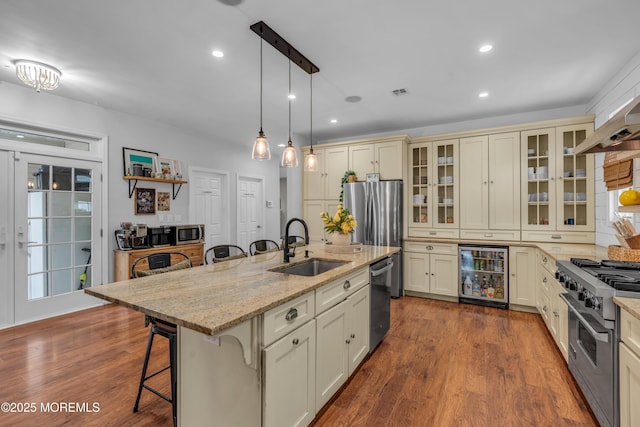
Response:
[[155, 157, 174, 176], [123, 148, 158, 177], [134, 188, 156, 215], [172, 159, 182, 177], [157, 192, 170, 211]]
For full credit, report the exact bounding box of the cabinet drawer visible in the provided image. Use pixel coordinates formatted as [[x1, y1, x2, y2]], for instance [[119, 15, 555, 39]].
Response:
[[404, 241, 457, 255], [521, 231, 595, 244], [621, 309, 640, 358], [407, 228, 460, 239], [316, 268, 368, 315], [537, 250, 556, 276], [263, 292, 315, 347], [460, 229, 520, 241]]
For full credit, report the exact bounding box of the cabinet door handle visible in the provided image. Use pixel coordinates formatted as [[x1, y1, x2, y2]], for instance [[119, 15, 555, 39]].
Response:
[[285, 308, 298, 322], [551, 235, 562, 239], [350, 333, 355, 339], [292, 338, 299, 345], [543, 257, 547, 263], [346, 339, 351, 344], [543, 277, 547, 283], [343, 280, 351, 290], [543, 305, 547, 312]]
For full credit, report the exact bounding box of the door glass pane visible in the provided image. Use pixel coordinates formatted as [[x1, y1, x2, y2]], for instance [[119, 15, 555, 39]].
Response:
[[28, 192, 48, 216], [75, 169, 92, 192], [28, 273, 49, 299], [51, 218, 72, 243], [52, 269, 73, 296], [27, 246, 48, 274], [74, 266, 91, 289], [74, 194, 92, 216], [51, 192, 72, 216], [52, 166, 72, 191], [52, 244, 72, 269], [75, 218, 91, 241], [28, 219, 47, 244], [31, 164, 50, 190]]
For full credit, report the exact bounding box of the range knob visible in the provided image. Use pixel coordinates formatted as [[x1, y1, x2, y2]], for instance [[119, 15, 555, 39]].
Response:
[[592, 298, 600, 311], [556, 271, 565, 282], [569, 281, 577, 291], [585, 293, 593, 308], [578, 289, 585, 301]]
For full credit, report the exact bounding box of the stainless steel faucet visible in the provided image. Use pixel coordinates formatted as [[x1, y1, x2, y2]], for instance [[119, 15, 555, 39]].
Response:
[[284, 218, 309, 263]]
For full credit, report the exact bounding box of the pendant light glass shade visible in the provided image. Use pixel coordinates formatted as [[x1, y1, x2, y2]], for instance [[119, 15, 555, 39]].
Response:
[[281, 139, 298, 167], [303, 73, 318, 171], [281, 56, 298, 168], [252, 34, 270, 160]]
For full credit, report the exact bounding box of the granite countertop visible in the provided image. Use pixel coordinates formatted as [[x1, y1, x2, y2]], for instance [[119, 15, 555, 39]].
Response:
[[85, 243, 398, 336]]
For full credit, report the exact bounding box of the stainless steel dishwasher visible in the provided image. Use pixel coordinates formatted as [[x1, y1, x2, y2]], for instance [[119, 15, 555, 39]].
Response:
[[370, 256, 393, 352]]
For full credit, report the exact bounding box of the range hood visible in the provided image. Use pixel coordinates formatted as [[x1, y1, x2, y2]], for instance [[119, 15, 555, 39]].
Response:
[[575, 96, 640, 154]]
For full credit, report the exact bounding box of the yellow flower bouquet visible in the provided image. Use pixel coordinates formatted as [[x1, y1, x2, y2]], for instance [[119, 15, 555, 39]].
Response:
[[320, 204, 357, 234]]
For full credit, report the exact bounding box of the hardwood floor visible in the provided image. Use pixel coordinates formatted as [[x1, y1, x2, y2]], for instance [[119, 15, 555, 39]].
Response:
[[0, 297, 597, 426]]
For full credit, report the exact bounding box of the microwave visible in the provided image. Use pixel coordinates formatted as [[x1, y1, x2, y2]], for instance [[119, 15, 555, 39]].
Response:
[[170, 224, 204, 245]]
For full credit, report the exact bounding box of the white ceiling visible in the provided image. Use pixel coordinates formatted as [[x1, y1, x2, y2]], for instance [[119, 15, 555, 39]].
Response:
[[2, 0, 640, 154]]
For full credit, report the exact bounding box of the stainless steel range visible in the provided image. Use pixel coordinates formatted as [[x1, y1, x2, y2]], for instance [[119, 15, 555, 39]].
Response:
[[556, 258, 640, 427]]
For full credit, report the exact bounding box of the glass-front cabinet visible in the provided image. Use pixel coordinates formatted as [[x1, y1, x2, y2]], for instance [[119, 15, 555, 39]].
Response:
[[521, 123, 594, 243], [408, 139, 459, 238]]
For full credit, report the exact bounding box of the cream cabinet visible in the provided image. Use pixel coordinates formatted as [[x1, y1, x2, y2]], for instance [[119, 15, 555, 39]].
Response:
[[349, 139, 404, 180], [407, 139, 460, 239], [302, 145, 349, 200], [304, 199, 341, 243], [459, 132, 521, 241], [535, 250, 568, 361], [263, 318, 316, 427], [403, 241, 458, 297], [508, 246, 536, 308], [620, 308, 640, 427], [315, 284, 369, 410], [521, 123, 594, 243]]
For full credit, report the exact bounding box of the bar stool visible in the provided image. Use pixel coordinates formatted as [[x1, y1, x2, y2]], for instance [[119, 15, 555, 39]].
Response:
[[131, 252, 191, 427]]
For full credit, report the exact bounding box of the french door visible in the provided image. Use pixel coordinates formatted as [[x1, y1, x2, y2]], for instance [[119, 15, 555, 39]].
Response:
[[1, 150, 103, 326]]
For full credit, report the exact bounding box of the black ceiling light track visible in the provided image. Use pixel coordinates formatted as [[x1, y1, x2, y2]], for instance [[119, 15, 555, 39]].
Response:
[[250, 21, 319, 74]]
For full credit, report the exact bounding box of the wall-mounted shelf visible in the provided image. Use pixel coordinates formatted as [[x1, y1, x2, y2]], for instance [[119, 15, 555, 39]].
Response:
[[619, 205, 640, 213], [123, 176, 187, 199]]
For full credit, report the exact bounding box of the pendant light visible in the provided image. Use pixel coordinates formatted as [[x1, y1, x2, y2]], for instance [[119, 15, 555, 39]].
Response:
[[281, 54, 298, 168], [252, 31, 271, 160], [303, 73, 318, 172]]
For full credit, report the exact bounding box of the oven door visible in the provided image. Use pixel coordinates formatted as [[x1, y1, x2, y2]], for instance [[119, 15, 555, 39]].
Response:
[[560, 293, 615, 427]]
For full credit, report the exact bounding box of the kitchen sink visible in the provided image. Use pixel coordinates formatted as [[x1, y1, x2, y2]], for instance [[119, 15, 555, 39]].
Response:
[[269, 258, 349, 277]]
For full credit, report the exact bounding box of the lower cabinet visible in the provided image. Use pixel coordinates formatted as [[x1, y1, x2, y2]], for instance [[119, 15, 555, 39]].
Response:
[[404, 241, 458, 297], [619, 308, 640, 427], [263, 319, 317, 427], [535, 249, 568, 361], [315, 285, 370, 409], [508, 246, 536, 308]]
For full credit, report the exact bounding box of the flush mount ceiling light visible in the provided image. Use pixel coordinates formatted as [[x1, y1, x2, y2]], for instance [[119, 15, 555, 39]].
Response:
[[249, 21, 319, 168], [479, 92, 489, 98], [13, 59, 62, 92], [479, 44, 493, 53], [211, 50, 224, 58], [304, 73, 317, 172]]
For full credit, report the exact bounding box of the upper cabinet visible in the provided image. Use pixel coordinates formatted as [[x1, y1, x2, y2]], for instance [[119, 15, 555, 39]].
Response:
[[348, 138, 405, 180], [459, 132, 521, 241], [302, 145, 349, 200], [521, 123, 594, 243], [407, 139, 460, 239]]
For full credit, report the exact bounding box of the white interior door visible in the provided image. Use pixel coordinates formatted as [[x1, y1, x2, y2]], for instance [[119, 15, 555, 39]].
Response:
[[189, 168, 229, 249], [12, 152, 103, 324], [237, 176, 264, 252]]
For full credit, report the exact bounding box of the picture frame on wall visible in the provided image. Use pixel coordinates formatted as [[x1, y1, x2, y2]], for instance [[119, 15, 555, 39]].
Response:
[[123, 147, 158, 177], [157, 192, 170, 211], [155, 157, 174, 177], [134, 188, 156, 215], [172, 159, 182, 178]]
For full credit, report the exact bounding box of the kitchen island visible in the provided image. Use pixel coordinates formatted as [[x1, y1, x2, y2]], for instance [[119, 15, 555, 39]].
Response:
[[86, 243, 399, 427]]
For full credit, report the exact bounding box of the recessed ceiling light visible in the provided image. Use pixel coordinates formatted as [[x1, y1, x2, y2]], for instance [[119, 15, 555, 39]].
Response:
[[479, 92, 489, 98], [16, 134, 24, 138], [277, 143, 286, 147], [345, 95, 362, 103], [479, 44, 493, 53], [330, 119, 338, 124], [212, 50, 224, 58], [288, 94, 296, 100]]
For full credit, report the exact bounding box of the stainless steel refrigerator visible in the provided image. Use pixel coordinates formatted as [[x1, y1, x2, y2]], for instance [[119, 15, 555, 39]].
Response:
[[343, 181, 403, 298]]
